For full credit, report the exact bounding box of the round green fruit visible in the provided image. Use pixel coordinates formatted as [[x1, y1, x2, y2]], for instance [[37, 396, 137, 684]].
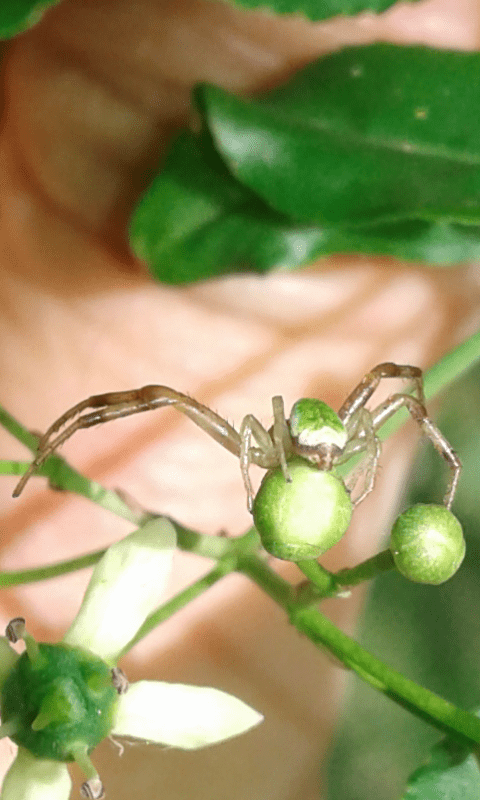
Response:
[[390, 503, 465, 585], [252, 457, 353, 561]]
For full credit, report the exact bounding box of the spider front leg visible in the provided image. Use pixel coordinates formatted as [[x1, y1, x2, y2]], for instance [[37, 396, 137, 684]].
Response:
[[239, 396, 293, 512], [338, 363, 425, 427], [13, 386, 242, 497], [371, 393, 461, 509], [343, 409, 382, 507]]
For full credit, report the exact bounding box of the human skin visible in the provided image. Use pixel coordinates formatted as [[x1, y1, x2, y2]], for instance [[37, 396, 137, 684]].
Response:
[[0, 0, 479, 798]]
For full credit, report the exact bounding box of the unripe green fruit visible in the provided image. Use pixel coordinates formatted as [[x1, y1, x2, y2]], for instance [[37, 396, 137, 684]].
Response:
[[252, 457, 353, 561], [390, 504, 465, 585]]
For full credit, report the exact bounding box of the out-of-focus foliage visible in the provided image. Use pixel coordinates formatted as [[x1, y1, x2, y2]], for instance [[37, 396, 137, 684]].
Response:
[[0, 0, 62, 39], [131, 45, 480, 284]]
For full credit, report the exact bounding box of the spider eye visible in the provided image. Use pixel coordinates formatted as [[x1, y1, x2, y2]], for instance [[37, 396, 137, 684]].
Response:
[[289, 399, 347, 449]]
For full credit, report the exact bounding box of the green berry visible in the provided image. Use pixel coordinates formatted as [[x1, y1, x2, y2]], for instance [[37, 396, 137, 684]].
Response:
[[390, 504, 465, 585], [0, 643, 118, 761], [252, 457, 352, 561]]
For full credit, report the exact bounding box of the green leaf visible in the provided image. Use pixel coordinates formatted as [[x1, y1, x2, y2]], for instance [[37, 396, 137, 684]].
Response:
[[400, 737, 480, 799], [221, 0, 418, 19], [326, 363, 480, 800], [0, 0, 62, 39], [130, 130, 480, 285], [129, 130, 325, 284], [198, 44, 480, 227]]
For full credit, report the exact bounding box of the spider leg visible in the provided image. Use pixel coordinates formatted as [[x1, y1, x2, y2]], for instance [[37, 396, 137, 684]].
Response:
[[271, 396, 293, 482], [371, 393, 461, 509], [13, 386, 241, 497], [239, 414, 276, 512], [343, 410, 381, 506], [338, 363, 425, 426]]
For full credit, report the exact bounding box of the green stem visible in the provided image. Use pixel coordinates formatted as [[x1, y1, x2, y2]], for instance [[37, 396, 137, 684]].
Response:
[[295, 551, 395, 602], [424, 328, 480, 401], [120, 556, 239, 656], [296, 559, 337, 595], [0, 407, 141, 525], [0, 549, 107, 587], [376, 328, 480, 444], [238, 555, 295, 607], [0, 461, 48, 475], [0, 408, 38, 451], [240, 554, 480, 746], [335, 549, 395, 587], [0, 522, 260, 587], [291, 605, 480, 745]]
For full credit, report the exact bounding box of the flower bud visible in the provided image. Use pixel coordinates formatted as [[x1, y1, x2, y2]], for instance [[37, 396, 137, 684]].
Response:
[[390, 503, 465, 585], [252, 457, 352, 561]]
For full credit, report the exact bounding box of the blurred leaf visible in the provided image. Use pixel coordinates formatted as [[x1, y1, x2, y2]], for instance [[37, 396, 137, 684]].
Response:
[[0, 0, 62, 38], [326, 363, 480, 800], [131, 44, 480, 284], [130, 131, 480, 285], [130, 131, 318, 284], [198, 45, 480, 228], [400, 737, 480, 799], [222, 0, 419, 19]]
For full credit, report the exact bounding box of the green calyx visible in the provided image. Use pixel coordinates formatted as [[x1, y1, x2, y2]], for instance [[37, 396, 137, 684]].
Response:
[[252, 457, 353, 561], [0, 643, 118, 761], [390, 503, 466, 585], [289, 399, 347, 449]]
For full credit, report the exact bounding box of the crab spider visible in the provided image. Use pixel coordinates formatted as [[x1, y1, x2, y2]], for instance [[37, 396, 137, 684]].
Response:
[[13, 363, 460, 513]]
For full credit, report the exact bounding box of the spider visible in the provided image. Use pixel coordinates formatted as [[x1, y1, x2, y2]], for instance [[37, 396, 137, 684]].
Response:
[[13, 362, 460, 513]]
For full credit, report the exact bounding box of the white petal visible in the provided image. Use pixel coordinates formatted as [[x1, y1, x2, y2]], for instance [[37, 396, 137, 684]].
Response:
[[111, 681, 263, 749], [1, 747, 71, 800], [63, 517, 176, 663]]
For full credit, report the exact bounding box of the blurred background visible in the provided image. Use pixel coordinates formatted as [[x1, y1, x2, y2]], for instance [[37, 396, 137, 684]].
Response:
[[0, 0, 480, 797]]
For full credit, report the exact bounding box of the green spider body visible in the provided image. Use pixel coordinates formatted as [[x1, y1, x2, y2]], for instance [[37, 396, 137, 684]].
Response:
[[289, 398, 347, 450]]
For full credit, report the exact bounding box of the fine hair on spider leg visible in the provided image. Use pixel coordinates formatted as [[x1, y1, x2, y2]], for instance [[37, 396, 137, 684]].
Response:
[[12, 385, 243, 497]]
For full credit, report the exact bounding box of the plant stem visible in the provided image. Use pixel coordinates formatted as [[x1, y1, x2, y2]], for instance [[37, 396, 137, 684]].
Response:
[[424, 327, 480, 400], [0, 521, 260, 587], [121, 556, 240, 656], [240, 554, 480, 746], [375, 327, 480, 444], [291, 604, 480, 745], [0, 549, 107, 587], [238, 555, 295, 607], [0, 407, 141, 524], [296, 559, 337, 595], [335, 549, 395, 586]]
